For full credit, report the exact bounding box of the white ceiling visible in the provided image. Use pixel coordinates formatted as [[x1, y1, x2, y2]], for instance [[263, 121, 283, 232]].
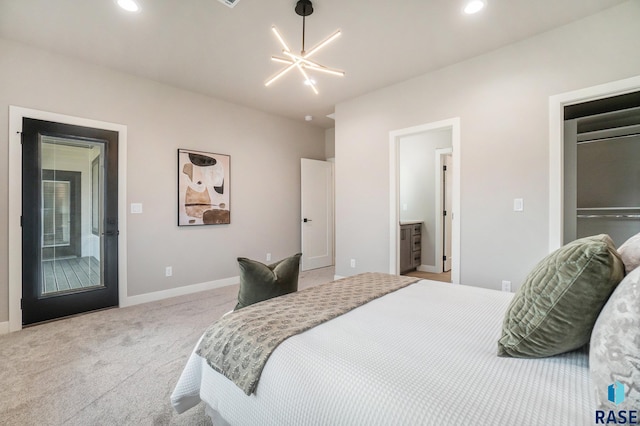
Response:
[[0, 0, 628, 128]]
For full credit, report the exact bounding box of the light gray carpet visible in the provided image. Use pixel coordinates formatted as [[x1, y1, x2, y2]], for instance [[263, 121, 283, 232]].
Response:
[[0, 266, 335, 426]]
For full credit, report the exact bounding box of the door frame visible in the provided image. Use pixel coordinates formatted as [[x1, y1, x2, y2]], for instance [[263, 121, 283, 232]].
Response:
[[8, 106, 128, 332], [548, 75, 640, 252], [434, 148, 453, 274], [389, 117, 461, 284]]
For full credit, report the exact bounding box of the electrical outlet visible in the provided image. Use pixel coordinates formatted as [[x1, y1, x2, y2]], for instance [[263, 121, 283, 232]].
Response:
[[501, 280, 511, 292], [266, 253, 272, 262], [165, 266, 173, 277], [350, 259, 356, 268]]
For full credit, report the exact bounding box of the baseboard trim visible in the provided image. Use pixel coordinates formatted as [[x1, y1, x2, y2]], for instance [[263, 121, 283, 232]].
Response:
[[417, 265, 439, 274], [334, 275, 345, 280], [120, 276, 239, 308], [0, 321, 9, 335]]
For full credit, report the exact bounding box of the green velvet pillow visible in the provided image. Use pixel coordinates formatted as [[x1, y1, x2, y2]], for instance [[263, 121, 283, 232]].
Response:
[[497, 234, 624, 358], [234, 253, 302, 310]]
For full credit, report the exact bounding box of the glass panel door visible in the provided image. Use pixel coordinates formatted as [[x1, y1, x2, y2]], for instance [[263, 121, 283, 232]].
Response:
[[22, 118, 118, 326], [40, 137, 105, 296]]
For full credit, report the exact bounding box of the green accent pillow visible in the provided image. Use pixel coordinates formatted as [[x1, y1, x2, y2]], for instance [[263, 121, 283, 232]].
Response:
[[235, 253, 302, 310], [498, 234, 624, 358]]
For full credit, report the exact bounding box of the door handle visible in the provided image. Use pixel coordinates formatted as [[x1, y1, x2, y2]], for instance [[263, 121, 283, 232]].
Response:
[[102, 230, 119, 236], [303, 218, 312, 223]]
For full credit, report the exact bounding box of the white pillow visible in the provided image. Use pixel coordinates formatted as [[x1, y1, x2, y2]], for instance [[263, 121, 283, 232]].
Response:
[[590, 266, 640, 410], [618, 232, 640, 274]]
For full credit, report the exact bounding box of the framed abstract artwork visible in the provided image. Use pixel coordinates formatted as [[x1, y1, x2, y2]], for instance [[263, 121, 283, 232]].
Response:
[[178, 149, 230, 226]]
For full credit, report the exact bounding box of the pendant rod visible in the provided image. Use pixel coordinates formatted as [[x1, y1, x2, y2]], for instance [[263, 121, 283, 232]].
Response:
[[295, 0, 313, 55], [302, 14, 306, 54]]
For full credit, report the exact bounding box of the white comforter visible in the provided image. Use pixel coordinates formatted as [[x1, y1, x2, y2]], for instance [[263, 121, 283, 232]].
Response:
[[171, 280, 594, 425]]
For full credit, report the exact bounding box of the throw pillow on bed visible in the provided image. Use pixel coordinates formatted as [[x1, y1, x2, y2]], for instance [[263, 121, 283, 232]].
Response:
[[497, 234, 624, 358], [618, 231, 640, 274], [590, 265, 640, 410], [235, 253, 302, 310]]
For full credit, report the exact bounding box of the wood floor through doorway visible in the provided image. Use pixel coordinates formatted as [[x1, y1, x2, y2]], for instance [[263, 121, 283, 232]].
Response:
[[403, 270, 451, 283]]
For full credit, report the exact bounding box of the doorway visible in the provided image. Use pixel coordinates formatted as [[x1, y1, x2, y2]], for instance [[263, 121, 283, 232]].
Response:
[[21, 118, 119, 326], [41, 169, 82, 260], [9, 107, 128, 332], [389, 118, 461, 284], [563, 92, 640, 247], [549, 76, 640, 251]]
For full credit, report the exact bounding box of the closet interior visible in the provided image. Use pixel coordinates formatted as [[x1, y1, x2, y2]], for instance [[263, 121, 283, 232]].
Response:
[[563, 91, 640, 246]]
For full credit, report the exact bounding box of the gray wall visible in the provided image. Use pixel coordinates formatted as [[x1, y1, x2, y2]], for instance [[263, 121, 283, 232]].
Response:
[[0, 38, 325, 322], [325, 127, 335, 159], [335, 1, 640, 290]]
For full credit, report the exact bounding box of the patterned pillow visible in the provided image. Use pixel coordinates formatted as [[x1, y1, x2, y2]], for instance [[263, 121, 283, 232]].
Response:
[[618, 231, 640, 274], [498, 234, 624, 358], [590, 266, 640, 410], [235, 253, 302, 310]]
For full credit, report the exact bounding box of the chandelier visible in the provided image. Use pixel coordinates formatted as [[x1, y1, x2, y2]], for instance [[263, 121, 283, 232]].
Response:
[[265, 0, 344, 94]]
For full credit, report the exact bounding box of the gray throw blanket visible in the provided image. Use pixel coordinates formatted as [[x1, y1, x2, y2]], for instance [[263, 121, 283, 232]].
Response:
[[196, 272, 421, 395]]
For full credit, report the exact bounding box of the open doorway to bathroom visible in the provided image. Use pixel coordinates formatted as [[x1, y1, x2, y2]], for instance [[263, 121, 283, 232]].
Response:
[[389, 118, 461, 284]]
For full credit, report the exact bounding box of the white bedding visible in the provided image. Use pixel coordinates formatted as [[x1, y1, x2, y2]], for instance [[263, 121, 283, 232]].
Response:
[[171, 280, 594, 425]]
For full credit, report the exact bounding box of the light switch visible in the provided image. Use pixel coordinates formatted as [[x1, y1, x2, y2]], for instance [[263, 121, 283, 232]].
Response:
[[513, 198, 524, 212], [130, 203, 143, 214]]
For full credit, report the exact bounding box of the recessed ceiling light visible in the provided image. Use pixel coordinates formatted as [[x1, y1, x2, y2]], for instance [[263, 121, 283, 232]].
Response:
[[305, 115, 313, 121], [464, 0, 485, 14], [116, 0, 140, 13]]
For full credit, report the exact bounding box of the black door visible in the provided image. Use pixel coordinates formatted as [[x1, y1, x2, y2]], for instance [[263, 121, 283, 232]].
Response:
[[22, 118, 119, 325]]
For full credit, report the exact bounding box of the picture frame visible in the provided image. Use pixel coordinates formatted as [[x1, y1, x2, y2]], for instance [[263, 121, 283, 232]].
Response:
[[177, 149, 230, 226]]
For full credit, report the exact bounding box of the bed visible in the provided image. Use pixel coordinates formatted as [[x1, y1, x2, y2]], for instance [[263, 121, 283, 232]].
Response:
[[171, 275, 595, 425]]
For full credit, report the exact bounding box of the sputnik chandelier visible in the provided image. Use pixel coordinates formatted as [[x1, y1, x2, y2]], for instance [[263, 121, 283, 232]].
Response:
[[265, 0, 344, 94]]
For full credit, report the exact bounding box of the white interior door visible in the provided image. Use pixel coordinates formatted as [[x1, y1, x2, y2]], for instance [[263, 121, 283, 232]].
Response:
[[443, 154, 453, 272], [301, 159, 334, 271]]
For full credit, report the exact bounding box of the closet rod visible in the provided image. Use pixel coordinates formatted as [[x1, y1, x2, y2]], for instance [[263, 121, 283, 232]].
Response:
[[577, 214, 640, 219], [577, 207, 640, 211], [577, 132, 640, 144]]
